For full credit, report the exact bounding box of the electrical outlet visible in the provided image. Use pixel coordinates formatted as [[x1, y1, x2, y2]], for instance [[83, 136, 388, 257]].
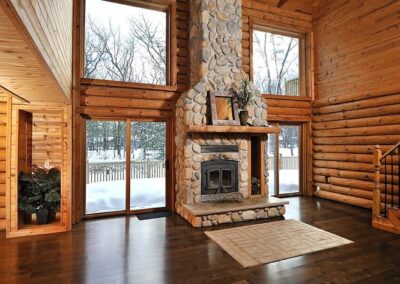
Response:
[[44, 161, 50, 168]]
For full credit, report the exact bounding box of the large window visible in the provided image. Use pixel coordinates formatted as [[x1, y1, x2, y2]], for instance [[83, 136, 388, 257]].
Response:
[[252, 27, 303, 96], [84, 0, 168, 85]]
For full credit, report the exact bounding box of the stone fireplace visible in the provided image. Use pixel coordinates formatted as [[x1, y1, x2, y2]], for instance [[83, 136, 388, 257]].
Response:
[[175, 0, 288, 227]]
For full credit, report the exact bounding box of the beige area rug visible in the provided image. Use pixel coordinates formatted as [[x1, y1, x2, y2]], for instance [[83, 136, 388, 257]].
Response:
[[205, 219, 353, 268]]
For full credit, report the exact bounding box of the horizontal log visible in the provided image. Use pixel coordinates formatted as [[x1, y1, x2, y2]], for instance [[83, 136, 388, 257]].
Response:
[[313, 167, 399, 184], [313, 135, 400, 145], [313, 124, 400, 137], [76, 107, 172, 118], [312, 145, 388, 154], [314, 175, 400, 194], [313, 152, 372, 163], [313, 93, 400, 115], [313, 115, 400, 130], [312, 89, 400, 108], [82, 96, 174, 110], [314, 190, 372, 209], [313, 104, 400, 122], [268, 106, 311, 116], [314, 160, 399, 174], [316, 182, 399, 205], [267, 114, 311, 122], [315, 182, 372, 200], [81, 86, 178, 100], [313, 160, 374, 172], [264, 99, 311, 109]]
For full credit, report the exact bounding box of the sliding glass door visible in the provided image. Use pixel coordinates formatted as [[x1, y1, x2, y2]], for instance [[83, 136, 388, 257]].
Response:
[[268, 124, 302, 196], [130, 122, 166, 210], [85, 119, 168, 216], [86, 120, 127, 214]]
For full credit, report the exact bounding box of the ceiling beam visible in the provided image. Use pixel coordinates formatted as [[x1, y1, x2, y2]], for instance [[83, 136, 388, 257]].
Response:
[[277, 0, 291, 8]]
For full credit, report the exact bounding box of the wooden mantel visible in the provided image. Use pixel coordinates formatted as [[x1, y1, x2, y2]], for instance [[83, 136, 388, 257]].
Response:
[[186, 125, 280, 135]]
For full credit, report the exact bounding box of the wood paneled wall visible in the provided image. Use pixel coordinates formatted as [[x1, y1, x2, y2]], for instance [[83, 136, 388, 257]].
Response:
[[10, 0, 73, 100], [312, 0, 400, 208], [31, 111, 63, 168], [7, 103, 71, 237], [0, 97, 7, 230]]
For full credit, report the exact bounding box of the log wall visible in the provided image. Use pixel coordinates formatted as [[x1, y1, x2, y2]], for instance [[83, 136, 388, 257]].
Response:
[[312, 0, 400, 208]]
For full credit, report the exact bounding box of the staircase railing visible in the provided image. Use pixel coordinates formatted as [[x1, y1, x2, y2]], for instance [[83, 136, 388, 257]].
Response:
[[373, 143, 400, 219]]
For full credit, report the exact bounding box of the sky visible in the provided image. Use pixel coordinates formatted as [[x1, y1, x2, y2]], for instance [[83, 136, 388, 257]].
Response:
[[86, 0, 166, 33]]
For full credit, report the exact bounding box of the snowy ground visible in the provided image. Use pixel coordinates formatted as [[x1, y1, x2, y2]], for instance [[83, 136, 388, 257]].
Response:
[[86, 178, 165, 214], [268, 170, 299, 195]]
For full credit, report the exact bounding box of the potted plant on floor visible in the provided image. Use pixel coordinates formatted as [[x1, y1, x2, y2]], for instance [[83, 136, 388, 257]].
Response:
[[236, 79, 254, 126], [19, 166, 61, 225]]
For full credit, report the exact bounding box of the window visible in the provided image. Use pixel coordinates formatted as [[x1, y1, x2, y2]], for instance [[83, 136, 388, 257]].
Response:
[[85, 120, 168, 215], [84, 0, 168, 85], [252, 27, 304, 96]]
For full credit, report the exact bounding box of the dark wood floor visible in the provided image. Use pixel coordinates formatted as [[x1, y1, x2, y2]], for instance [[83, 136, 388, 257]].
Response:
[[1, 197, 400, 284]]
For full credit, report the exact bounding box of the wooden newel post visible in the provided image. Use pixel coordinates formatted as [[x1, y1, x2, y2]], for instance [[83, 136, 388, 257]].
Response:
[[373, 145, 382, 218]]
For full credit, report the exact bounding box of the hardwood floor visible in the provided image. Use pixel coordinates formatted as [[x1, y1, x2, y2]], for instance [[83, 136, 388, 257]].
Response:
[[1, 197, 400, 283]]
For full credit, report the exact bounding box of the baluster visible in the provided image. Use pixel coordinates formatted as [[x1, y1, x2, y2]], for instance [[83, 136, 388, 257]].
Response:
[[385, 157, 387, 217], [397, 146, 400, 208], [392, 152, 394, 208], [398, 147, 400, 209]]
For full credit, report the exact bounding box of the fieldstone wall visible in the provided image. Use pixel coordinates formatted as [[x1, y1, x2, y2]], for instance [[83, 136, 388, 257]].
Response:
[[174, 0, 269, 215]]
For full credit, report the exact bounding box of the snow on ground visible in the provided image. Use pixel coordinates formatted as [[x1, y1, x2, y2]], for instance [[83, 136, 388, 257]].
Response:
[[87, 149, 161, 163], [86, 178, 165, 214], [268, 170, 299, 194]]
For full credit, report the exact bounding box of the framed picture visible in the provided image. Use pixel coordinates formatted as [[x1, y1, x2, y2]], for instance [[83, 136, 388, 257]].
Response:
[[209, 91, 240, 126]]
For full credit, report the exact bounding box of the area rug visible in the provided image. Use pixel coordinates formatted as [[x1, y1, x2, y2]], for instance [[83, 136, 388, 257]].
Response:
[[205, 219, 353, 268]]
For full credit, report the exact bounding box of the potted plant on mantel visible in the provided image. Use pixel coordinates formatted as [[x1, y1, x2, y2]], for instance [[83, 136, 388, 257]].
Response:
[[236, 79, 254, 126], [19, 165, 61, 225]]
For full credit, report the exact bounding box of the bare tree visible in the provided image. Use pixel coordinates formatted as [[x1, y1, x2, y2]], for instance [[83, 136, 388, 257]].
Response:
[[84, 16, 108, 78], [253, 32, 299, 95], [84, 13, 166, 85]]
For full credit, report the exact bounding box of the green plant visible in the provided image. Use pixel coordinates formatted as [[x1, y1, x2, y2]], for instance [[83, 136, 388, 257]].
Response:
[[19, 165, 61, 215], [236, 79, 254, 110]]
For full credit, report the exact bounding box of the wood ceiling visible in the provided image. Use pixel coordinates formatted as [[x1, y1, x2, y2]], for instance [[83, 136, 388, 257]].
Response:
[[0, 1, 71, 104]]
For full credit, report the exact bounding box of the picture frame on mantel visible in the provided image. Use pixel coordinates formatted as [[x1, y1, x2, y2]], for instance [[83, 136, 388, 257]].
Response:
[[209, 90, 240, 126]]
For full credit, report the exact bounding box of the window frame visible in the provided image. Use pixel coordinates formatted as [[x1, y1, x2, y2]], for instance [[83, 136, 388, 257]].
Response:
[[250, 23, 307, 97], [81, 0, 175, 89]]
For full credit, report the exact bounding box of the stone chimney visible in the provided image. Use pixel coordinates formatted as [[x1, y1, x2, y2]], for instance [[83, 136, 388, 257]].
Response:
[[174, 0, 268, 212]]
